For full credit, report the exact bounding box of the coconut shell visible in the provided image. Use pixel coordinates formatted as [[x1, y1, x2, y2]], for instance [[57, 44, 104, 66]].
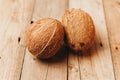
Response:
[[26, 18, 64, 59], [62, 8, 95, 52]]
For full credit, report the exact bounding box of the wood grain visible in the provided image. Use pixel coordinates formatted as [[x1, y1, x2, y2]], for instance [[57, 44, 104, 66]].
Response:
[[0, 0, 119, 80], [0, 0, 35, 80], [103, 0, 120, 80], [21, 0, 68, 80], [69, 0, 115, 80], [68, 52, 80, 80]]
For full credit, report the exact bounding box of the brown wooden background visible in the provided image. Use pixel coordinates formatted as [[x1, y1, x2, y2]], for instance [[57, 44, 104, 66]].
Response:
[[0, 0, 120, 80]]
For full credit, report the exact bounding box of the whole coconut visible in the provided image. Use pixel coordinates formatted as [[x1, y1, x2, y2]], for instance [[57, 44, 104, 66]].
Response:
[[26, 18, 64, 59], [62, 8, 95, 52]]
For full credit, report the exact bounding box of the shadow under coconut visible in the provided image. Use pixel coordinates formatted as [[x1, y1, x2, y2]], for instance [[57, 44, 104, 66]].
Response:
[[68, 34, 107, 58], [36, 34, 106, 63], [65, 35, 96, 58], [39, 45, 69, 63]]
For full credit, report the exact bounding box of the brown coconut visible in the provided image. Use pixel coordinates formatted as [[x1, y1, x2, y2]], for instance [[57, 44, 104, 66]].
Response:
[[62, 8, 95, 52], [26, 18, 64, 59]]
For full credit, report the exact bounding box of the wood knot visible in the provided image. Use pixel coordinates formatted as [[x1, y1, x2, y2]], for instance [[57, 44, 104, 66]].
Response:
[[30, 21, 34, 24], [99, 42, 103, 47], [115, 46, 118, 50], [18, 37, 21, 43], [68, 65, 73, 70], [33, 58, 36, 60]]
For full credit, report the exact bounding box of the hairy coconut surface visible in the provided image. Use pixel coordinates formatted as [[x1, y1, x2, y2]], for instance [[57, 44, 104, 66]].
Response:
[[26, 18, 64, 59], [62, 8, 95, 52]]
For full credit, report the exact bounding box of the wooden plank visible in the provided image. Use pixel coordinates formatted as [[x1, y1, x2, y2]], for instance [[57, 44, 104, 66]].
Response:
[[68, 52, 80, 80], [21, 0, 68, 80], [0, 0, 35, 80], [103, 0, 120, 80], [69, 0, 115, 80]]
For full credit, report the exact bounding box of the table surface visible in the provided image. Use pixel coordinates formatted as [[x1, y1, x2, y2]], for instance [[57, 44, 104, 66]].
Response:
[[0, 0, 120, 80]]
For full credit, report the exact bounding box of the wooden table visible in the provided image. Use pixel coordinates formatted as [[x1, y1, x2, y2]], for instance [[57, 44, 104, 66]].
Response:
[[0, 0, 120, 80]]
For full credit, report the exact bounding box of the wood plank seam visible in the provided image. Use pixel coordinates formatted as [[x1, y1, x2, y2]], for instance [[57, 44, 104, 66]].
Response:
[[45, 64, 49, 80], [19, 48, 26, 80], [102, 0, 117, 80], [18, 1, 36, 80]]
